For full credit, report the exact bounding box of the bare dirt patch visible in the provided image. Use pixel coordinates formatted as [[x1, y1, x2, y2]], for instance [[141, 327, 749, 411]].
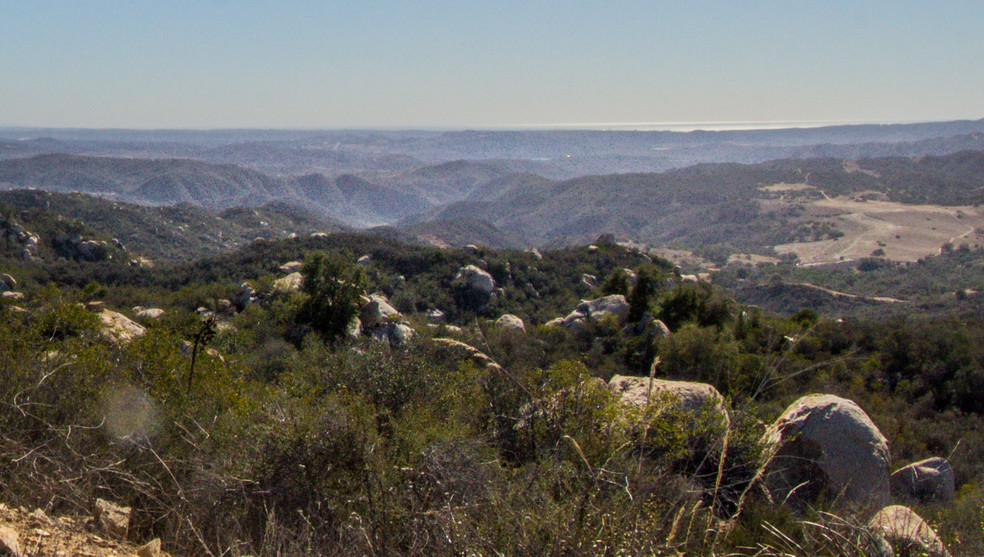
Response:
[[843, 159, 882, 178], [773, 196, 984, 266], [727, 252, 779, 266], [0, 503, 166, 557], [759, 182, 815, 193]]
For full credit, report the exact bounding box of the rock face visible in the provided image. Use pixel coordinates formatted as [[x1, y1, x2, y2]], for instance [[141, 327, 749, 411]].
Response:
[[136, 538, 162, 557], [609, 375, 725, 416], [372, 322, 415, 348], [456, 265, 495, 293], [134, 307, 166, 320], [0, 273, 16, 291], [624, 314, 671, 338], [0, 525, 21, 557], [762, 394, 891, 509], [273, 272, 304, 292], [360, 294, 401, 328], [495, 314, 526, 332], [891, 457, 955, 503], [55, 233, 110, 262], [426, 308, 446, 323], [234, 282, 258, 309], [549, 295, 630, 330], [279, 260, 303, 273], [868, 505, 950, 557], [94, 498, 131, 539], [358, 293, 415, 347], [99, 309, 147, 344]]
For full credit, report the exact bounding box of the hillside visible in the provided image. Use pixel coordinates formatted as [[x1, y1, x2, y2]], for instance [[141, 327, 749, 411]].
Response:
[[0, 229, 982, 555], [416, 151, 984, 256], [0, 154, 286, 209], [0, 190, 348, 262]]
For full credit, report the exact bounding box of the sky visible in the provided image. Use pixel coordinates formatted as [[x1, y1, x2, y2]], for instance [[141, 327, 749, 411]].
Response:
[[1, 1, 983, 130]]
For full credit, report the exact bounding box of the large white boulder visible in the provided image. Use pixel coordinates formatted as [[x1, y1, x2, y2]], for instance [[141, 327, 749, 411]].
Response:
[[456, 265, 495, 293], [495, 314, 526, 332], [891, 457, 955, 503], [133, 306, 165, 320], [609, 375, 725, 417], [762, 394, 891, 509], [98, 309, 147, 344]]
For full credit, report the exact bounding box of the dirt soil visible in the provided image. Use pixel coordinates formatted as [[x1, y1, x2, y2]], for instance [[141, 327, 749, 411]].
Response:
[[0, 503, 166, 557], [772, 194, 984, 266]]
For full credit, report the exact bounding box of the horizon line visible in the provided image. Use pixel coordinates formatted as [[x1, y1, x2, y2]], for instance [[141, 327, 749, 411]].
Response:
[[1, 117, 981, 135]]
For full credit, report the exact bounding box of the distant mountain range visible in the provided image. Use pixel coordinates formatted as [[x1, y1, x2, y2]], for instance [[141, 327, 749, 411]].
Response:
[[0, 120, 982, 251]]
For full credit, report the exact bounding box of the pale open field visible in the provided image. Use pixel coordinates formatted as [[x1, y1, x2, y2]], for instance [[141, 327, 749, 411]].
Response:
[[771, 193, 984, 266]]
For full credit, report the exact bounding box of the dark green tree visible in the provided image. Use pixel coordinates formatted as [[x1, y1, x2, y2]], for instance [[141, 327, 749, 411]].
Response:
[[296, 252, 367, 342], [627, 266, 658, 323]]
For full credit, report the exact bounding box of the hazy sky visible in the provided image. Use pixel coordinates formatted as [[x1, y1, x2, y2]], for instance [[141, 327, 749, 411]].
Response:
[[2, 1, 982, 129]]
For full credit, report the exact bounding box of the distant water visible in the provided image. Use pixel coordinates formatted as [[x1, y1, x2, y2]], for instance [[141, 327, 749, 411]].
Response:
[[493, 120, 916, 132]]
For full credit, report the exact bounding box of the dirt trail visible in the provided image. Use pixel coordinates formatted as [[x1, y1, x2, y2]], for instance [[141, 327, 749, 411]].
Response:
[[788, 282, 907, 304]]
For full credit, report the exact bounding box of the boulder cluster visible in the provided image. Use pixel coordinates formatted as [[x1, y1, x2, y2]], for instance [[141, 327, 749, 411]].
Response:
[[545, 294, 630, 329], [54, 232, 114, 262], [1, 219, 40, 260], [758, 393, 953, 556]]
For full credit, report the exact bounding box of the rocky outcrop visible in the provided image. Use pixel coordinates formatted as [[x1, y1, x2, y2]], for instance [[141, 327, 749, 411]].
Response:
[[0, 273, 16, 291], [891, 457, 955, 503], [426, 308, 446, 323], [2, 218, 40, 260], [609, 375, 726, 418], [495, 314, 525, 332], [2, 291, 24, 302], [234, 282, 258, 309], [98, 309, 147, 344], [0, 525, 21, 557], [547, 295, 630, 330], [273, 272, 303, 292], [868, 505, 950, 557], [372, 322, 415, 347], [136, 538, 163, 557], [345, 315, 362, 340], [360, 294, 401, 328], [279, 260, 303, 273], [761, 394, 891, 509], [94, 498, 131, 539], [55, 233, 111, 262], [456, 265, 495, 293], [133, 307, 165, 320], [623, 314, 671, 338], [358, 293, 414, 348]]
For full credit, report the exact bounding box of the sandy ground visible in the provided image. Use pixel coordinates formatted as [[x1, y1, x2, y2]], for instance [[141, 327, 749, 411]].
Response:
[[0, 503, 165, 557], [772, 195, 984, 266]]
